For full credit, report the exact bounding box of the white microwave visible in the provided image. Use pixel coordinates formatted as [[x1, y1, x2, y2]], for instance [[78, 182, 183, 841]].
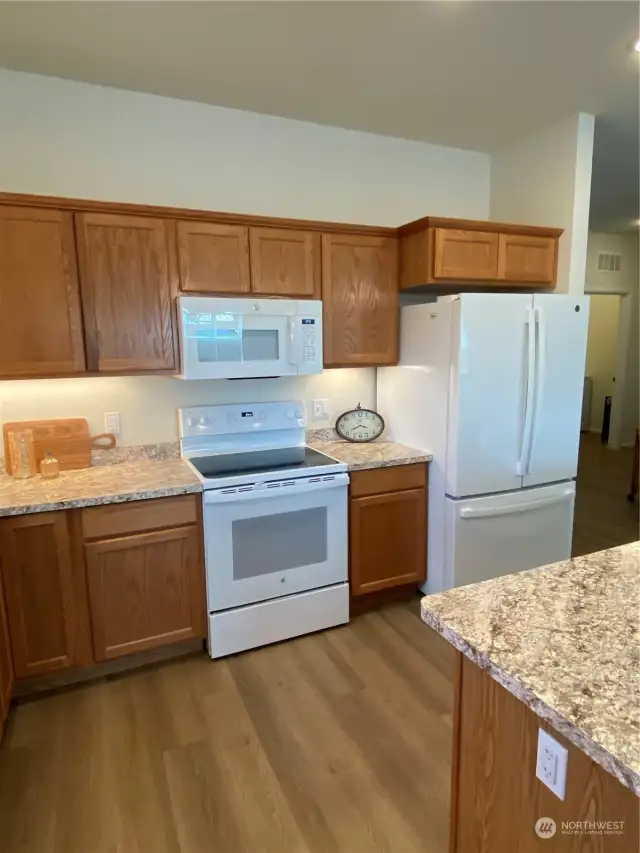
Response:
[[176, 296, 323, 379]]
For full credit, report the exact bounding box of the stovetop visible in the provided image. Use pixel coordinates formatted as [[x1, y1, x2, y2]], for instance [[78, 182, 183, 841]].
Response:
[[187, 445, 340, 483]]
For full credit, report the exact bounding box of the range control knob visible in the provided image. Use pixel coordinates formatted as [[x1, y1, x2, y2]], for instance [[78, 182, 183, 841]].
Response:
[[294, 410, 303, 420], [198, 415, 208, 428]]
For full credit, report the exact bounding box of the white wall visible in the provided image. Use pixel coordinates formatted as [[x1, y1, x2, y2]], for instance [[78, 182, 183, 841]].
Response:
[[585, 231, 639, 446], [0, 70, 491, 445], [585, 294, 621, 432], [490, 113, 594, 295]]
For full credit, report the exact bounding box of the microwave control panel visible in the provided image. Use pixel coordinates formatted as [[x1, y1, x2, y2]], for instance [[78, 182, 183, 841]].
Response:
[[293, 313, 323, 374]]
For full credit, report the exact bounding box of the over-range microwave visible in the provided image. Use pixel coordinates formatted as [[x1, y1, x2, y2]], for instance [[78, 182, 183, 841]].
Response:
[[176, 296, 323, 380]]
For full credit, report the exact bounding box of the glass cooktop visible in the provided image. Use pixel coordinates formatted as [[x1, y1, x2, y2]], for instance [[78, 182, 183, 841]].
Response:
[[188, 446, 339, 481]]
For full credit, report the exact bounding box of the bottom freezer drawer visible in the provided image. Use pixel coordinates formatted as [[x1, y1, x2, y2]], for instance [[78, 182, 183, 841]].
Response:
[[208, 582, 349, 658], [445, 482, 575, 589]]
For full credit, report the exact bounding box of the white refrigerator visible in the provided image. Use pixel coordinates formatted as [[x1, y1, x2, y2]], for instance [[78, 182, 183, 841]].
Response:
[[378, 293, 589, 593]]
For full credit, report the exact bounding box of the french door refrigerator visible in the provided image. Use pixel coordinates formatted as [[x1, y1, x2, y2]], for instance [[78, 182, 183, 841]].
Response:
[[377, 293, 589, 593]]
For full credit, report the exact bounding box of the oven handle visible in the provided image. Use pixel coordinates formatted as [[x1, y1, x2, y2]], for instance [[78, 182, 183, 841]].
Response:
[[203, 472, 350, 504]]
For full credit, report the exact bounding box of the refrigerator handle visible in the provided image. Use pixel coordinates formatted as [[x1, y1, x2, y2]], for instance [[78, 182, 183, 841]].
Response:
[[528, 306, 547, 470], [460, 489, 574, 519], [516, 307, 536, 476]]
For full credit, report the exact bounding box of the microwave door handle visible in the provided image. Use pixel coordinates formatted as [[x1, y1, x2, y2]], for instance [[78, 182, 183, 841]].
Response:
[[288, 317, 299, 365]]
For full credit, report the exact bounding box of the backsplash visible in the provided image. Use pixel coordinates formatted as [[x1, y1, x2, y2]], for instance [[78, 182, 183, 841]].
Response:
[[0, 369, 375, 448]]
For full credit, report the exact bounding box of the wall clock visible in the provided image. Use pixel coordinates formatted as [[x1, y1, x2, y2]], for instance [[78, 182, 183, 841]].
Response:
[[335, 404, 385, 443]]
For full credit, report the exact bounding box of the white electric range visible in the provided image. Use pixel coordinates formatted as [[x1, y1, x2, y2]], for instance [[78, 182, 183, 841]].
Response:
[[179, 401, 349, 658]]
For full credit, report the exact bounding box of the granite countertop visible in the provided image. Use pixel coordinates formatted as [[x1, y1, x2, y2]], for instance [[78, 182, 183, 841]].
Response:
[[421, 542, 640, 794], [309, 437, 432, 471], [0, 458, 202, 517]]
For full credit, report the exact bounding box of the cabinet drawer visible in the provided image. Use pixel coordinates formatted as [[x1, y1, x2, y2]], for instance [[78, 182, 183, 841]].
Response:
[[349, 463, 427, 498], [81, 495, 198, 540]]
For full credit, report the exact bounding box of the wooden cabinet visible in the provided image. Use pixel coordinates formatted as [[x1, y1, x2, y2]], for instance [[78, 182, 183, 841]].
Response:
[[322, 233, 399, 367], [176, 221, 250, 294], [75, 213, 177, 372], [0, 565, 14, 739], [349, 464, 427, 597], [81, 496, 206, 662], [433, 228, 500, 281], [0, 206, 86, 378], [249, 227, 320, 298], [400, 217, 562, 289], [498, 233, 557, 284], [0, 512, 91, 679]]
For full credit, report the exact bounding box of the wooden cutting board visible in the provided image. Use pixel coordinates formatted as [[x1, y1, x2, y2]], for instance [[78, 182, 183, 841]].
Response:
[[3, 418, 93, 474]]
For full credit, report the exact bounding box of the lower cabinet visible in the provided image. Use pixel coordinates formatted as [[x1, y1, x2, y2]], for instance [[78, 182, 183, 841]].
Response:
[[85, 525, 205, 661], [349, 463, 428, 597], [0, 511, 91, 678], [0, 495, 207, 698]]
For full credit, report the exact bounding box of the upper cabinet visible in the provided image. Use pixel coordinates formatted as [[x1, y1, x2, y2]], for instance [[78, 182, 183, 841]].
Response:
[[176, 221, 250, 294], [0, 207, 86, 378], [249, 227, 320, 298], [400, 218, 562, 289], [322, 233, 398, 367], [75, 213, 177, 372]]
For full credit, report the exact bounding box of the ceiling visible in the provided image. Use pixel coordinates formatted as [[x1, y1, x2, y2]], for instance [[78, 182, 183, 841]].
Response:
[[0, 1, 638, 231]]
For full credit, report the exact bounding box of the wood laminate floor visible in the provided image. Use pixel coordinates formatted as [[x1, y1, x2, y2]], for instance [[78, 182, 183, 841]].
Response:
[[572, 433, 639, 557], [0, 601, 456, 853]]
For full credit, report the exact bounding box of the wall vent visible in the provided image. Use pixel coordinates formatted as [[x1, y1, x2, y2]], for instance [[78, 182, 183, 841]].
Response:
[[597, 252, 621, 273]]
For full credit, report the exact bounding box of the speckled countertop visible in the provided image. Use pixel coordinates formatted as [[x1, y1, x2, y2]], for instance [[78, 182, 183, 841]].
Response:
[[309, 437, 431, 471], [421, 543, 640, 794], [0, 458, 202, 517]]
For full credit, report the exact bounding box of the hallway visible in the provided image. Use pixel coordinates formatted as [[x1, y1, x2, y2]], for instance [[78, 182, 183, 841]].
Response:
[[572, 433, 639, 557]]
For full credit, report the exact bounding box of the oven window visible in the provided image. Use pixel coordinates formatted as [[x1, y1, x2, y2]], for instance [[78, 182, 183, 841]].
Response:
[[232, 507, 328, 579], [197, 329, 279, 363]]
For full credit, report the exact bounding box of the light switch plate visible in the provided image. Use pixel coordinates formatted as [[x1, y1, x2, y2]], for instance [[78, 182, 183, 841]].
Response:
[[536, 728, 568, 800]]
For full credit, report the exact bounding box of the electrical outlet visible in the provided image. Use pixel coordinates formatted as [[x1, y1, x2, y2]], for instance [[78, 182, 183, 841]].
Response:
[[536, 728, 568, 800], [313, 399, 330, 420], [104, 412, 121, 435]]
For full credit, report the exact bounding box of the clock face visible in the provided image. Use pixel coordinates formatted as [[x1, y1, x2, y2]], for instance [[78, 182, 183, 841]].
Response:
[[335, 407, 385, 443]]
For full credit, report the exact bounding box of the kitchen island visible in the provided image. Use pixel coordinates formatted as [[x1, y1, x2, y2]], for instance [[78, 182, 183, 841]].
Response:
[[422, 542, 639, 852]]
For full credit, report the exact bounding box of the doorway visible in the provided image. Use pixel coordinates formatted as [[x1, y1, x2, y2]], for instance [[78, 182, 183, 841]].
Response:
[[584, 293, 622, 442]]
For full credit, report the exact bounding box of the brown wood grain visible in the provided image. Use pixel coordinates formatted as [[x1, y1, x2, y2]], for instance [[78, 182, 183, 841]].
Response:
[[2, 418, 91, 474], [85, 525, 205, 661], [399, 228, 431, 289], [249, 227, 321, 298], [0, 191, 396, 236], [498, 232, 558, 284], [176, 220, 251, 294], [350, 486, 427, 595], [75, 212, 177, 372], [322, 233, 399, 366], [398, 215, 564, 238], [0, 512, 86, 678], [433, 228, 500, 281], [0, 206, 86, 378], [81, 495, 198, 540], [452, 653, 639, 853], [349, 463, 427, 498], [0, 560, 14, 742]]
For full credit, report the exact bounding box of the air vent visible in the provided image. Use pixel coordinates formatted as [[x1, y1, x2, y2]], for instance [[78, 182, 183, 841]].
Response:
[[597, 252, 621, 273]]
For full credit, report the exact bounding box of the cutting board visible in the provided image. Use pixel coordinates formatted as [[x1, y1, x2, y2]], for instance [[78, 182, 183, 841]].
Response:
[[3, 418, 95, 474]]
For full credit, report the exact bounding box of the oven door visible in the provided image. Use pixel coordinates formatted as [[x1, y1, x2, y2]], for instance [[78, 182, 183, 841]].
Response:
[[203, 474, 349, 611], [178, 296, 296, 379]]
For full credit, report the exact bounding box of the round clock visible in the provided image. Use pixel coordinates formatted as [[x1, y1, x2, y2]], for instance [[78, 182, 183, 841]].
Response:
[[335, 403, 385, 443]]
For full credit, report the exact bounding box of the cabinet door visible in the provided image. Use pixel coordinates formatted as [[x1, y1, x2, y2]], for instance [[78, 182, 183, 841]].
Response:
[[350, 488, 427, 596], [85, 526, 205, 661], [0, 566, 14, 739], [0, 206, 85, 377], [75, 213, 177, 372], [498, 233, 557, 284], [432, 228, 499, 281], [249, 227, 320, 298], [0, 512, 89, 678], [177, 221, 250, 294], [322, 234, 398, 366]]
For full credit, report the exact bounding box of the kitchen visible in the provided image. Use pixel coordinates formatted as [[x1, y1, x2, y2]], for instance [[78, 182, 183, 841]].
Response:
[[0, 2, 639, 851]]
